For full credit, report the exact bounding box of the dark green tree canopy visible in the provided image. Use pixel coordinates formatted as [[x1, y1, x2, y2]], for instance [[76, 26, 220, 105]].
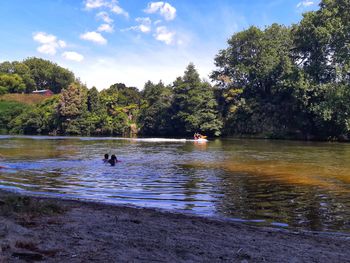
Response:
[[293, 0, 350, 84], [23, 57, 75, 93], [87, 86, 101, 113], [211, 0, 350, 139], [139, 81, 173, 135], [173, 63, 223, 136]]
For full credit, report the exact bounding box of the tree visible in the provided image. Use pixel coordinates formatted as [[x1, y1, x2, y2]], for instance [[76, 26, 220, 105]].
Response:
[[211, 24, 313, 137], [57, 83, 88, 134], [108, 83, 141, 106], [3, 95, 60, 135], [87, 86, 101, 113], [13, 62, 36, 93], [0, 101, 29, 133], [98, 83, 141, 136], [291, 0, 350, 138], [0, 74, 26, 93], [293, 0, 350, 84], [23, 57, 75, 93], [0, 61, 38, 93], [172, 63, 223, 136], [139, 81, 173, 135]]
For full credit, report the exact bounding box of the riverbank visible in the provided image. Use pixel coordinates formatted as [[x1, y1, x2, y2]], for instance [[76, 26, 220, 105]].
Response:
[[0, 190, 349, 262]]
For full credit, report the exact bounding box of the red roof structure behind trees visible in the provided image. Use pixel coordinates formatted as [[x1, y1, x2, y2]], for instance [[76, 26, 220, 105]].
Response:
[[32, 89, 54, 96]]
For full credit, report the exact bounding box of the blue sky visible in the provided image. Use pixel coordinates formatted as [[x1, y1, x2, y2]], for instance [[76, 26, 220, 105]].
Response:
[[0, 0, 319, 90]]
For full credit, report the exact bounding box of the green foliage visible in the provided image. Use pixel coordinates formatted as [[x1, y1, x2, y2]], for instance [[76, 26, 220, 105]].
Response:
[[0, 86, 8, 95], [98, 83, 141, 136], [138, 81, 173, 135], [56, 83, 88, 135], [211, 0, 350, 140], [0, 73, 25, 93], [172, 63, 223, 136], [293, 0, 350, 84], [0, 58, 75, 94], [5, 81, 142, 136], [0, 100, 28, 133], [23, 57, 75, 93], [9, 96, 59, 134], [0, 61, 36, 93], [108, 83, 141, 106], [87, 86, 101, 113]]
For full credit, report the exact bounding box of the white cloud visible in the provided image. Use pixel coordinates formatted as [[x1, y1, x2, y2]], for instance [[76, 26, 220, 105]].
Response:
[[123, 17, 152, 33], [139, 24, 151, 33], [85, 0, 107, 9], [136, 17, 152, 24], [145, 2, 164, 13], [33, 32, 57, 44], [85, 0, 128, 18], [110, 4, 129, 18], [58, 40, 67, 48], [144, 2, 176, 21], [98, 23, 114, 33], [123, 25, 151, 33], [136, 17, 152, 33], [160, 3, 176, 21], [33, 32, 66, 55], [154, 19, 162, 25], [297, 1, 314, 8], [37, 44, 57, 55], [96, 11, 113, 24], [80, 31, 107, 44], [154, 26, 175, 44], [62, 51, 84, 62]]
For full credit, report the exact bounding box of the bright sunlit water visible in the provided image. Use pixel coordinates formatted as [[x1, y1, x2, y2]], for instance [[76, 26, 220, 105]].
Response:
[[1, 135, 350, 232]]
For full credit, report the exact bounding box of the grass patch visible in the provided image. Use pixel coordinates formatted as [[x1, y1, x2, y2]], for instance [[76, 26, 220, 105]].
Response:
[[0, 195, 65, 217], [0, 94, 49, 105]]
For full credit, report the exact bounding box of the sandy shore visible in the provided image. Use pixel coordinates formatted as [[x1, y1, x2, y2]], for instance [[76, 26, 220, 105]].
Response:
[[0, 190, 349, 262]]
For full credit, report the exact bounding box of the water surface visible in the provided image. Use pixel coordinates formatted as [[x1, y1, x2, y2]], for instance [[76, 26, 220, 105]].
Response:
[[0, 135, 349, 232]]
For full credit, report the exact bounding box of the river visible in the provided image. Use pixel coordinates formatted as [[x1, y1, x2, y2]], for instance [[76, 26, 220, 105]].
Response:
[[0, 135, 349, 232]]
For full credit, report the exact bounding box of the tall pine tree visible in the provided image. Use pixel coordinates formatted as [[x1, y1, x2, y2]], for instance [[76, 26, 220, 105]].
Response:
[[172, 63, 222, 136]]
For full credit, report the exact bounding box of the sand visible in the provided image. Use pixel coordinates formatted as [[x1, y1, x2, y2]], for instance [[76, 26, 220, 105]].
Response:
[[0, 190, 349, 263]]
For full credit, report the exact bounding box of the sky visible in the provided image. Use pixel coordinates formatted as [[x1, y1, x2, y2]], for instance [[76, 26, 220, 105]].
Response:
[[0, 0, 320, 90]]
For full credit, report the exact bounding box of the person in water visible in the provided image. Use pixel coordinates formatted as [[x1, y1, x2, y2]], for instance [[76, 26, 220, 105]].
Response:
[[103, 154, 109, 163], [194, 132, 199, 140], [194, 132, 204, 140], [108, 154, 118, 166]]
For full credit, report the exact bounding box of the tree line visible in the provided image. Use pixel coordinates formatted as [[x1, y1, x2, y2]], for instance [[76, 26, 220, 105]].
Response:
[[0, 63, 221, 137], [1, 0, 349, 140]]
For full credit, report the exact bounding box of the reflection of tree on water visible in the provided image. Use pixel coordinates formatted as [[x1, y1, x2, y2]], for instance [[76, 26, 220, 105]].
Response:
[[182, 174, 202, 210], [0, 138, 79, 160], [215, 169, 350, 231], [178, 165, 217, 212]]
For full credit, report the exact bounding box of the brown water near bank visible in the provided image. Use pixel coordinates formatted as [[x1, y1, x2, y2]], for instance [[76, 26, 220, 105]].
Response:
[[185, 160, 350, 192]]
